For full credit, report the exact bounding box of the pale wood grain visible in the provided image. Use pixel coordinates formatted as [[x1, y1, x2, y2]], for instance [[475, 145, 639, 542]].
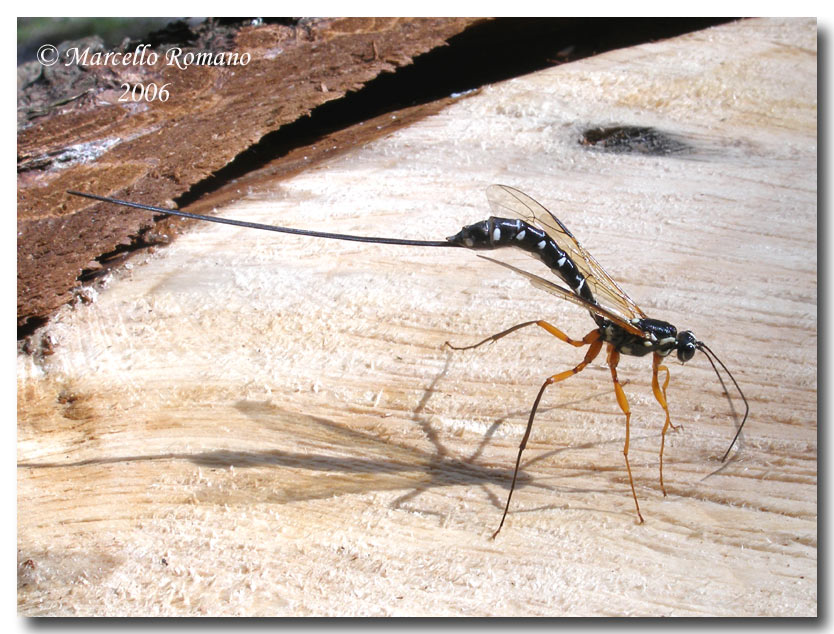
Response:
[[18, 18, 816, 616]]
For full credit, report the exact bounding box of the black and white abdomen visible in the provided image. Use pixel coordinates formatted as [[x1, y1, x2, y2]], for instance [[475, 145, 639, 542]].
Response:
[[447, 217, 595, 304]]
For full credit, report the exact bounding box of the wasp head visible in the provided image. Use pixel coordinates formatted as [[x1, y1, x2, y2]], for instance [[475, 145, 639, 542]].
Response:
[[676, 330, 698, 363]]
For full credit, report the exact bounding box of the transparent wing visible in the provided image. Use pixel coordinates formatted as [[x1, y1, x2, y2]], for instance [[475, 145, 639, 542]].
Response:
[[486, 184, 647, 322], [477, 256, 645, 337]]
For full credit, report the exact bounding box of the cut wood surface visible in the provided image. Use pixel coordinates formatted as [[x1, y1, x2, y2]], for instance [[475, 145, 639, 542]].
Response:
[[18, 18, 817, 616]]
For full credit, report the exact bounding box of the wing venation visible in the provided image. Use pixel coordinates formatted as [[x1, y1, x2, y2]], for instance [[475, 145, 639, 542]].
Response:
[[486, 184, 647, 323]]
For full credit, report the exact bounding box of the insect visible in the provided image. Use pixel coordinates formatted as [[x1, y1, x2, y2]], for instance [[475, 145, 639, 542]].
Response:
[[67, 186, 748, 537]]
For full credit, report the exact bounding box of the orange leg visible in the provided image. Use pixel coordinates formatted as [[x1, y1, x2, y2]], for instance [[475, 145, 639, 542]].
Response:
[[446, 320, 600, 351], [491, 329, 603, 539], [651, 352, 677, 495], [607, 345, 644, 524]]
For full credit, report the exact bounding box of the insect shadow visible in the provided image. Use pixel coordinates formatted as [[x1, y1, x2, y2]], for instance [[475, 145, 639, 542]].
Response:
[[183, 353, 627, 521]]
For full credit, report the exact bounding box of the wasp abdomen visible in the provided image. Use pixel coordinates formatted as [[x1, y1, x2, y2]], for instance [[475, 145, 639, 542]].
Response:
[[448, 217, 595, 304]]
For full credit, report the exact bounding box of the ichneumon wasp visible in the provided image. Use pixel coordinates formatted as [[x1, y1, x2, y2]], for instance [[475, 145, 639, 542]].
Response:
[[68, 186, 749, 537]]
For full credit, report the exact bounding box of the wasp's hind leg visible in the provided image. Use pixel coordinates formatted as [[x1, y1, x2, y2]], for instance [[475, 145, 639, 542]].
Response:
[[651, 352, 678, 496], [492, 329, 603, 539], [446, 320, 600, 351], [607, 346, 645, 523]]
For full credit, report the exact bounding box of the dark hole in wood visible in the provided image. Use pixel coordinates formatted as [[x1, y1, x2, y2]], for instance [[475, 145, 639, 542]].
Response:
[[579, 126, 691, 155]]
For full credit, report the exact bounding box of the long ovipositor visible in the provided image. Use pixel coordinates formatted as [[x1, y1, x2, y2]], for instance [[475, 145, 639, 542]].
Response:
[[68, 190, 595, 305]]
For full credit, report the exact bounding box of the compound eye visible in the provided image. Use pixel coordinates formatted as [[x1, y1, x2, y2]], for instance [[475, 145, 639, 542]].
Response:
[[678, 342, 696, 362]]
